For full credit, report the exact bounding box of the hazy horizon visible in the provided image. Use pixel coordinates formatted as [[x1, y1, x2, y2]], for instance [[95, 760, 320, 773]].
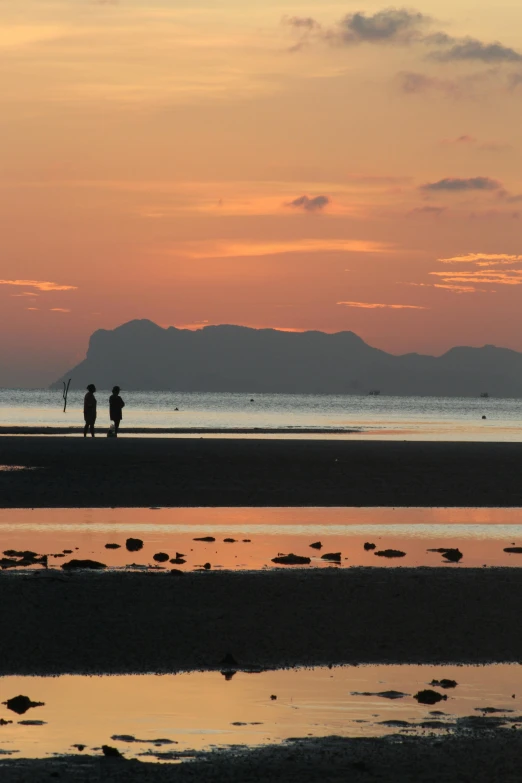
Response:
[[2, 0, 522, 387]]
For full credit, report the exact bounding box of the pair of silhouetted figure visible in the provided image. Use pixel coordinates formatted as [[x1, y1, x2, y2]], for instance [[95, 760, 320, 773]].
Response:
[[83, 385, 125, 438]]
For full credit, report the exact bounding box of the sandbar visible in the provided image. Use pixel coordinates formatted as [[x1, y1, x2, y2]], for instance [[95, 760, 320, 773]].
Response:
[[1, 436, 522, 507]]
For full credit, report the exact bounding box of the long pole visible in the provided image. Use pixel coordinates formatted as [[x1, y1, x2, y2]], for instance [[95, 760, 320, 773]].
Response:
[[63, 379, 71, 413]]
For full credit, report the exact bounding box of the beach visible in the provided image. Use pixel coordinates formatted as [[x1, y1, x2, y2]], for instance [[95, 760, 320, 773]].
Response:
[[2, 436, 522, 507], [2, 436, 522, 780]]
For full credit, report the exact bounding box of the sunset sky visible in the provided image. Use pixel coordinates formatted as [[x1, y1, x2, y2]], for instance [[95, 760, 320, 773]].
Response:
[[1, 0, 522, 386]]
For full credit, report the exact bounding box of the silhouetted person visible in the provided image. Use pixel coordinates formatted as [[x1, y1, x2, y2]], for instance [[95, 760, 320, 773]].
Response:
[[83, 384, 97, 438], [109, 386, 125, 437]]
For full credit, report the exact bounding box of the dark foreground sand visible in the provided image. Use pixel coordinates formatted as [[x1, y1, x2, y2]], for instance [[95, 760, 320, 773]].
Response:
[[3, 734, 522, 782], [2, 436, 522, 507], [1, 568, 522, 674]]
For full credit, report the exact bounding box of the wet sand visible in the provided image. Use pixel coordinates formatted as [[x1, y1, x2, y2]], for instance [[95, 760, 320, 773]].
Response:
[[2, 436, 522, 507], [1, 568, 522, 675], [2, 734, 522, 782]]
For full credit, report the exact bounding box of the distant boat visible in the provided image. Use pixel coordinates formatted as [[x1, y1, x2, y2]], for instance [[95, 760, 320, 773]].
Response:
[[480, 392, 489, 398], [368, 390, 381, 396]]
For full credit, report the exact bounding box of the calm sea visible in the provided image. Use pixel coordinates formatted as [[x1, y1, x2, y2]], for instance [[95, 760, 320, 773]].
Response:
[[0, 388, 520, 441]]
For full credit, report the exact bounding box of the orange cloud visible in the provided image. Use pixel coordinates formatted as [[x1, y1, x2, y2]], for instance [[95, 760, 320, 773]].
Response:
[[430, 270, 522, 285], [50, 308, 71, 313], [0, 279, 77, 291], [177, 239, 393, 259], [439, 253, 522, 264], [337, 301, 427, 309]]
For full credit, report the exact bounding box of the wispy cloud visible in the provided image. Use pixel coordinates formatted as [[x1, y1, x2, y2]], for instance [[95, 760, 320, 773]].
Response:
[[420, 177, 501, 192], [439, 253, 522, 265], [0, 279, 77, 291], [285, 8, 522, 63], [407, 282, 481, 294], [430, 269, 522, 285], [337, 301, 427, 309], [176, 238, 393, 259], [286, 195, 330, 212]]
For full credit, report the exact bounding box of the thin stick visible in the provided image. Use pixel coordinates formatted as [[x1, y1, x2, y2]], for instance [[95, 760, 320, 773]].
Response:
[[62, 379, 71, 413]]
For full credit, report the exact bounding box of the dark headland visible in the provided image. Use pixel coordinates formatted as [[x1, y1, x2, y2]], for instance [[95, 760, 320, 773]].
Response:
[[51, 318, 522, 397]]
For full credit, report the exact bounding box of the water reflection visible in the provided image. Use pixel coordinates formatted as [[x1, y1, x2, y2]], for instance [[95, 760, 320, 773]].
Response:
[[0, 665, 521, 761], [1, 507, 522, 570]]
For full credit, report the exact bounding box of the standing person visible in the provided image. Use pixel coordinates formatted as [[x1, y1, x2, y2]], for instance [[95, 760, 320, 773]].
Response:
[[83, 384, 97, 438], [109, 386, 125, 437]]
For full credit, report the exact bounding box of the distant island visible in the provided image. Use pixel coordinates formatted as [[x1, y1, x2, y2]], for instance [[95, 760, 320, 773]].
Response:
[[51, 319, 522, 397]]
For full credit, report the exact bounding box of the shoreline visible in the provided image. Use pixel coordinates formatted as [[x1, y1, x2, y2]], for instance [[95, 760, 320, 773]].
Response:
[[2, 436, 522, 507], [3, 734, 522, 782], [0, 425, 359, 436], [1, 568, 522, 675]]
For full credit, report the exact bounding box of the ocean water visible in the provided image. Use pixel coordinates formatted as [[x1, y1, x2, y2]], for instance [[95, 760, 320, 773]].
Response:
[[0, 388, 520, 440]]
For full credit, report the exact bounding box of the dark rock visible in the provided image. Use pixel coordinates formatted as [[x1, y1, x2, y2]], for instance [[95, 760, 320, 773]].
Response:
[[73, 744, 86, 751], [364, 542, 376, 550], [221, 670, 237, 680], [270, 695, 277, 700], [126, 538, 143, 552], [0, 558, 18, 568], [504, 547, 522, 554], [170, 557, 186, 565], [242, 539, 251, 543], [63, 550, 73, 554], [170, 569, 185, 576], [321, 552, 341, 563], [194, 536, 216, 542], [379, 720, 412, 727], [272, 553, 311, 565], [203, 562, 211, 570], [102, 745, 123, 758], [176, 552, 185, 558], [442, 548, 463, 563], [0, 719, 13, 725], [18, 720, 46, 725], [475, 706, 514, 714], [414, 690, 448, 705], [223, 538, 236, 543], [3, 695, 45, 715], [374, 549, 406, 558], [153, 552, 169, 563], [419, 720, 454, 729], [3, 550, 37, 559], [309, 542, 322, 550], [351, 690, 408, 700], [111, 734, 136, 742], [430, 679, 458, 689], [62, 559, 106, 570], [105, 543, 121, 549]]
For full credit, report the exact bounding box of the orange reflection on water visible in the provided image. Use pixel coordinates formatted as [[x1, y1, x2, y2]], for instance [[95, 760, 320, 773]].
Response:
[[1, 508, 522, 570], [1, 664, 522, 761]]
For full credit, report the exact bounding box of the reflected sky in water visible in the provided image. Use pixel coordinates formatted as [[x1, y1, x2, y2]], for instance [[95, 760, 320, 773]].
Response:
[[1, 507, 522, 570]]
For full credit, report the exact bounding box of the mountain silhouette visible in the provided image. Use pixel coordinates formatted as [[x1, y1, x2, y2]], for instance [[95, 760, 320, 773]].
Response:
[[51, 319, 522, 397]]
